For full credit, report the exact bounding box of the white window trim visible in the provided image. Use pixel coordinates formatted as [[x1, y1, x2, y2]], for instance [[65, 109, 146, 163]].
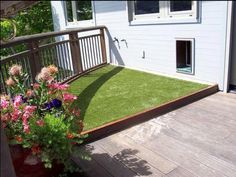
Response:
[[130, 1, 199, 25], [175, 38, 195, 75], [64, 1, 95, 27]]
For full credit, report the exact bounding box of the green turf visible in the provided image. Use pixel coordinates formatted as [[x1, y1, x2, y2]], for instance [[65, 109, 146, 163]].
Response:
[[69, 65, 207, 130]]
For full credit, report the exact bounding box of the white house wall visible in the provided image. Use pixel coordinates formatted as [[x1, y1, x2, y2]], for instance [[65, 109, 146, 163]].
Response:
[[51, 1, 229, 90]]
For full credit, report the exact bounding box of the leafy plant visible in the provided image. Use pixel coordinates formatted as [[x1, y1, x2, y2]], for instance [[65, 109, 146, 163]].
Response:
[[1, 64, 86, 172]]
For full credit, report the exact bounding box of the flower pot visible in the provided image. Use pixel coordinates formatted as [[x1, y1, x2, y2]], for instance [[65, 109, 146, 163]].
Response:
[[9, 145, 64, 177]]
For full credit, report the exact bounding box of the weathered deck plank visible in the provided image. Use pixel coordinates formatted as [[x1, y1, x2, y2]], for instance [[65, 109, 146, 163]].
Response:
[[104, 134, 178, 174], [92, 138, 164, 177], [165, 167, 197, 177], [85, 144, 138, 177], [74, 93, 236, 177]]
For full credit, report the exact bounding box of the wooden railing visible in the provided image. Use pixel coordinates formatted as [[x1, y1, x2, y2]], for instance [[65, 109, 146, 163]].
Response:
[[0, 26, 107, 94]]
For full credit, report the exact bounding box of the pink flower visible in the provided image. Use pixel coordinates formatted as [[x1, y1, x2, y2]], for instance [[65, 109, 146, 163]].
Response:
[[23, 124, 30, 134], [13, 96, 22, 108], [22, 119, 30, 134], [15, 136, 23, 143], [5, 77, 15, 87], [22, 112, 30, 121], [0, 98, 9, 109], [36, 120, 44, 127], [48, 83, 69, 91], [26, 90, 34, 97], [9, 64, 22, 76], [21, 106, 36, 125], [24, 105, 37, 114], [63, 93, 77, 103], [36, 67, 53, 82], [1, 113, 11, 121], [33, 83, 40, 89], [12, 109, 22, 121], [47, 65, 58, 75]]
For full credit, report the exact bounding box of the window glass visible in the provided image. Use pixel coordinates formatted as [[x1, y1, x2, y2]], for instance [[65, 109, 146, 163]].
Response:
[[170, 1, 192, 12], [75, 1, 92, 21], [134, 1, 159, 15], [65, 1, 73, 22]]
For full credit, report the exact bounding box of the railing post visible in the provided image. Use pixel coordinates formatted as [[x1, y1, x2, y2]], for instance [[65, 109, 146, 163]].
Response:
[[27, 41, 41, 82], [69, 33, 82, 75], [100, 28, 107, 63]]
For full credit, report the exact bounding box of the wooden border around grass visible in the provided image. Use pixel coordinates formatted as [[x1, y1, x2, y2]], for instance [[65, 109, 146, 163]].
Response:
[[81, 84, 218, 143]]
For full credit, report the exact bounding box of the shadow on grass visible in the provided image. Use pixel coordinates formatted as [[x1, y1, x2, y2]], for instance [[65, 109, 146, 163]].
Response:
[[73, 67, 124, 121]]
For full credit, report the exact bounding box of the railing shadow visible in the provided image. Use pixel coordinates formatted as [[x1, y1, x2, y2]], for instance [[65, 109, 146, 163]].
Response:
[[106, 30, 125, 66], [73, 66, 123, 121], [72, 144, 153, 177]]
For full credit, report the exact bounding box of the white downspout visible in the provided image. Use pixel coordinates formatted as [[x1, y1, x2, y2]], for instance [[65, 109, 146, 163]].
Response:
[[223, 1, 233, 93]]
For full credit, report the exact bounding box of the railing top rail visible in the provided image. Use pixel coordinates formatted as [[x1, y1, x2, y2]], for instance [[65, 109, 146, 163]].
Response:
[[0, 25, 107, 48]]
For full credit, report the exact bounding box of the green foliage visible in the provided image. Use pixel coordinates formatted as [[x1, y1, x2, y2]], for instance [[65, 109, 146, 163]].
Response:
[[77, 1, 92, 21], [0, 1, 53, 58], [65, 1, 92, 22], [29, 114, 71, 167], [14, 1, 53, 36], [0, 19, 15, 41]]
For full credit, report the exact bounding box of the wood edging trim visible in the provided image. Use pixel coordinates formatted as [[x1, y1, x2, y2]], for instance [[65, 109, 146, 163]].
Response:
[[81, 84, 218, 143]]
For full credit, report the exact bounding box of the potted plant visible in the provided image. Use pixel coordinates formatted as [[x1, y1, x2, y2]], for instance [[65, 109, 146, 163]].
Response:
[[1, 64, 86, 177]]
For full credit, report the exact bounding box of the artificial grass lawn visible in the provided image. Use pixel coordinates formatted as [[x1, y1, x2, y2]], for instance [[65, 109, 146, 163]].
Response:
[[69, 65, 207, 130]]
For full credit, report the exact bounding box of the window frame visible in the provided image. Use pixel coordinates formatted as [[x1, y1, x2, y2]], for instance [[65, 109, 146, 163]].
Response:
[[64, 1, 95, 27], [130, 1, 198, 24], [175, 38, 195, 75]]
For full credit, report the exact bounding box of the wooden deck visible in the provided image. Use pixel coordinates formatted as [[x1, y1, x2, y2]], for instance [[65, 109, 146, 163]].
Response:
[[73, 92, 236, 177]]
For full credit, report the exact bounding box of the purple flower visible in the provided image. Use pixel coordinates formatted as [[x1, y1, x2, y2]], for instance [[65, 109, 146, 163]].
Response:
[[44, 102, 53, 110], [20, 95, 27, 103], [44, 99, 62, 111], [51, 99, 62, 108]]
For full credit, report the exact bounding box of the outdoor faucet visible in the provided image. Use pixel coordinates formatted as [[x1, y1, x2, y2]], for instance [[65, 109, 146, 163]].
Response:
[[113, 37, 120, 49], [113, 37, 119, 43], [121, 39, 128, 48]]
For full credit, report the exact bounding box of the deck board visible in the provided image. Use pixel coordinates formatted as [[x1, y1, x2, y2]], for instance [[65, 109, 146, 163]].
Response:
[[74, 93, 236, 177], [92, 139, 163, 177]]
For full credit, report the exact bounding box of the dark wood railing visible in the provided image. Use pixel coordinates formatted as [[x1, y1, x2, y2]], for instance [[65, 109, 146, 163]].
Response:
[[0, 26, 107, 94]]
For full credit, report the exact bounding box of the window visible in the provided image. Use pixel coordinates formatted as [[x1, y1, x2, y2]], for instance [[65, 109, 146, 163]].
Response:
[[170, 1, 192, 12], [65, 1, 73, 22], [176, 39, 195, 74], [134, 1, 159, 15], [130, 1, 198, 23], [65, 1, 93, 24]]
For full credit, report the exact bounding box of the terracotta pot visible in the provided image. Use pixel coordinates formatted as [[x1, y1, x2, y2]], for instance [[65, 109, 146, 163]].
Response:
[[9, 145, 64, 177]]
